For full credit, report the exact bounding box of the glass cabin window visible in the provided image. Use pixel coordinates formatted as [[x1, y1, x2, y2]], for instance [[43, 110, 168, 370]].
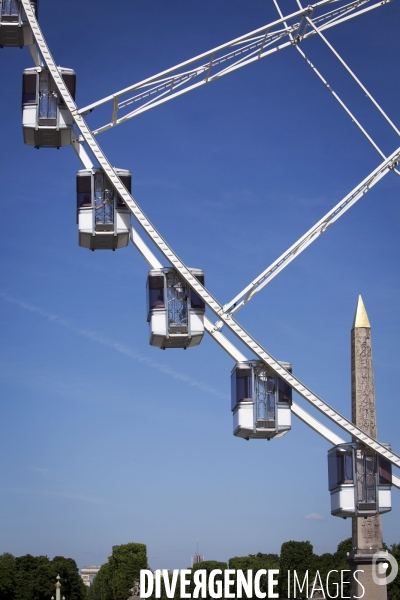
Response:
[[77, 175, 92, 208], [328, 453, 337, 490], [166, 272, 188, 330], [278, 378, 292, 404], [254, 371, 275, 426], [190, 274, 205, 310], [328, 450, 353, 491], [379, 456, 392, 485], [94, 173, 114, 226], [231, 368, 252, 409], [22, 74, 37, 104], [1, 0, 19, 20], [148, 275, 165, 310], [38, 71, 57, 122], [355, 449, 377, 506], [116, 175, 132, 207]]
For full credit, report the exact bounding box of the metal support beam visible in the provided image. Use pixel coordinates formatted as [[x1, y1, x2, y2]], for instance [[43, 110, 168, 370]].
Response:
[[78, 0, 342, 114], [305, 15, 400, 137], [71, 132, 94, 170], [219, 0, 400, 317], [223, 149, 400, 316], [73, 0, 392, 136], [27, 42, 43, 67], [130, 225, 162, 270]]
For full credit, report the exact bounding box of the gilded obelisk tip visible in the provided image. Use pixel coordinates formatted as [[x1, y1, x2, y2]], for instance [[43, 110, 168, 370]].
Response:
[[352, 295, 371, 329]]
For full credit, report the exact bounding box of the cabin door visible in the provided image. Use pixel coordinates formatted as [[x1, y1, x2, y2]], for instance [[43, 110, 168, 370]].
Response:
[[38, 71, 57, 125]]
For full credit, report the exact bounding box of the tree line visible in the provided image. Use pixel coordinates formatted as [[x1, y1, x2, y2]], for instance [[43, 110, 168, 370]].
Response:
[[1, 539, 399, 600], [0, 553, 86, 600], [86, 539, 400, 600]]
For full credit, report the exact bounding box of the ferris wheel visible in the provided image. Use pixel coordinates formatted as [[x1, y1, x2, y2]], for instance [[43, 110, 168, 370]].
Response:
[[1, 0, 400, 524]]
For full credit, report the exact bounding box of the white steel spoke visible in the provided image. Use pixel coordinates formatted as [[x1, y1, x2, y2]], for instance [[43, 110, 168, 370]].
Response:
[[73, 0, 393, 136], [71, 132, 93, 170], [27, 42, 43, 67], [223, 149, 400, 316], [305, 15, 400, 137], [273, 1, 387, 162], [78, 0, 332, 112], [222, 0, 400, 316], [293, 47, 387, 160], [21, 0, 400, 472]]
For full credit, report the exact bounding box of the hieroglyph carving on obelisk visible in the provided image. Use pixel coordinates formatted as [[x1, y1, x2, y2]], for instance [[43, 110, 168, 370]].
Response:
[[351, 295, 383, 552], [350, 296, 386, 600]]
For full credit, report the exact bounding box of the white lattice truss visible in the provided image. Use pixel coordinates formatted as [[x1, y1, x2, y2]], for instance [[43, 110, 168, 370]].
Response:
[[19, 0, 400, 488]]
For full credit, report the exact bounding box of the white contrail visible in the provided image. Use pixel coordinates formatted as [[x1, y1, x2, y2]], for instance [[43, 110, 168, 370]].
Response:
[[0, 291, 228, 399]]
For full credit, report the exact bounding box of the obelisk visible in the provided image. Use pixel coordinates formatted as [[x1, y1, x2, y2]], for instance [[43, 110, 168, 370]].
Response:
[[349, 296, 386, 600]]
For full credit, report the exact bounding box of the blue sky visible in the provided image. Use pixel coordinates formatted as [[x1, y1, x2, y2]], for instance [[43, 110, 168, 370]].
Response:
[[0, 0, 399, 571]]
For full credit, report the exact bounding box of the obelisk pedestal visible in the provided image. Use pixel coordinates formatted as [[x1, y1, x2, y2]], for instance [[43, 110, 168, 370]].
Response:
[[348, 296, 387, 600]]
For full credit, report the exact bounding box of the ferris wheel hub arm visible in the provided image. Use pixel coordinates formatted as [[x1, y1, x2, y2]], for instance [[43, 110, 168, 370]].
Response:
[[76, 0, 330, 114], [220, 0, 400, 316], [221, 145, 400, 317], [75, 0, 387, 136], [305, 14, 400, 137]]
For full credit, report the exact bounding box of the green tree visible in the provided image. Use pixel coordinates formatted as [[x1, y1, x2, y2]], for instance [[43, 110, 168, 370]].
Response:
[[8, 553, 86, 600], [86, 584, 96, 600], [0, 553, 16, 600], [108, 543, 148, 600], [387, 542, 400, 600], [148, 571, 180, 600], [30, 560, 54, 600], [311, 551, 337, 598], [190, 560, 227, 598], [91, 543, 148, 600], [51, 556, 87, 600], [329, 537, 353, 599], [90, 563, 112, 600], [279, 540, 314, 599], [334, 537, 353, 565], [14, 554, 51, 600], [229, 552, 279, 597]]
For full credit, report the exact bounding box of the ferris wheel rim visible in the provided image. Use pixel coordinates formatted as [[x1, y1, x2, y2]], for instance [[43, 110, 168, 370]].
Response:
[[15, 0, 400, 475]]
